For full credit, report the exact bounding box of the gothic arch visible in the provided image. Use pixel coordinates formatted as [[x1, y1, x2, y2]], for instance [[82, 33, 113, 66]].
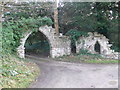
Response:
[[94, 41, 101, 54], [17, 26, 54, 58], [17, 25, 71, 58]]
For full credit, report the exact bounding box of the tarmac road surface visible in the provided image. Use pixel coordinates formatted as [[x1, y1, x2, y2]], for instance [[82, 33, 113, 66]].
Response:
[[28, 56, 118, 88]]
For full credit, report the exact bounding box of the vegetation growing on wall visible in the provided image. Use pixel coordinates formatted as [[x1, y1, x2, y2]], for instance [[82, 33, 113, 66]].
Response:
[[2, 17, 53, 54], [65, 29, 89, 46]]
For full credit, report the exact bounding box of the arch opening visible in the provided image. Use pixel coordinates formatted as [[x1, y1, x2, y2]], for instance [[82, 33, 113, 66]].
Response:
[[94, 41, 101, 54], [71, 41, 76, 54], [25, 31, 50, 58]]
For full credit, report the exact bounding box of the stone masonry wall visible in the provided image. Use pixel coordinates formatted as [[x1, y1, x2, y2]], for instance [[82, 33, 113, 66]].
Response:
[[17, 25, 71, 58]]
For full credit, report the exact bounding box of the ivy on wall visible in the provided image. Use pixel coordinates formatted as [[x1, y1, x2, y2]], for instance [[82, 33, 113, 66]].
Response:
[[2, 16, 53, 54]]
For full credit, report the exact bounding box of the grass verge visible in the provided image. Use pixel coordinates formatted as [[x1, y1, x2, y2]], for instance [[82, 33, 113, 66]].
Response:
[[0, 54, 40, 88], [84, 59, 119, 64], [54, 54, 119, 64]]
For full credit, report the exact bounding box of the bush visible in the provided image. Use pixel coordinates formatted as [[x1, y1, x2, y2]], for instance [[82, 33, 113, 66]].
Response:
[[65, 29, 89, 46]]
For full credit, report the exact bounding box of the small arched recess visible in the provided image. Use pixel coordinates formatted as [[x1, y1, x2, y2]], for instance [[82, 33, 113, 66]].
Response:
[[94, 41, 101, 54]]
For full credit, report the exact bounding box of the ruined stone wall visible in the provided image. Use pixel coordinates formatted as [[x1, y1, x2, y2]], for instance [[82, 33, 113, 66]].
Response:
[[51, 36, 71, 58], [17, 25, 71, 58], [76, 32, 119, 59]]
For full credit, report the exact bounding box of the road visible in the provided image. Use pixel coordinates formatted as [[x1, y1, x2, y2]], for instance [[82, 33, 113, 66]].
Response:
[[28, 56, 118, 88]]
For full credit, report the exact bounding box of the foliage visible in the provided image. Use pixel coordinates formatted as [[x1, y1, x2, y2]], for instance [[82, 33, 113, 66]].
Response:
[[59, 2, 119, 34], [3, 2, 119, 52], [92, 2, 119, 38], [0, 55, 39, 88], [65, 29, 88, 45], [59, 2, 119, 51], [3, 2, 54, 21], [110, 45, 120, 52], [2, 2, 53, 54], [2, 17, 53, 54], [78, 48, 101, 58], [0, 22, 2, 56], [59, 2, 95, 33]]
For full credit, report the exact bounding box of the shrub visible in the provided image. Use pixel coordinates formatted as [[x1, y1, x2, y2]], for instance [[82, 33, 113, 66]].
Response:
[[65, 29, 89, 46]]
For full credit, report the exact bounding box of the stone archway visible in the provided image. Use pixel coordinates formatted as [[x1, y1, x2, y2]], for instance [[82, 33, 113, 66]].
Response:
[[17, 25, 71, 58], [25, 30, 51, 57]]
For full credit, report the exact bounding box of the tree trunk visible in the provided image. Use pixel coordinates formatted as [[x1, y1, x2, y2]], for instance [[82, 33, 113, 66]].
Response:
[[54, 1, 59, 35]]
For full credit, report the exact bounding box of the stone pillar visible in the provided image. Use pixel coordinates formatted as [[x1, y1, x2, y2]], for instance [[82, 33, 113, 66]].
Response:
[[17, 46, 25, 58], [50, 37, 71, 58]]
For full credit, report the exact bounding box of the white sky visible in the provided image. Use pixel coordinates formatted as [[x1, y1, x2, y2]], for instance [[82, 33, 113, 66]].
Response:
[[1, 0, 119, 2]]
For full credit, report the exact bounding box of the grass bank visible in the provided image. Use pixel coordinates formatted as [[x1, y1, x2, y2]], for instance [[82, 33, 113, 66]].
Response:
[[0, 54, 39, 88]]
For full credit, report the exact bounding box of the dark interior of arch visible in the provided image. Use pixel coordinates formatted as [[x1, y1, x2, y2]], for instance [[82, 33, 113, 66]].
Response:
[[94, 41, 101, 54], [25, 31, 50, 58], [71, 41, 76, 54]]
